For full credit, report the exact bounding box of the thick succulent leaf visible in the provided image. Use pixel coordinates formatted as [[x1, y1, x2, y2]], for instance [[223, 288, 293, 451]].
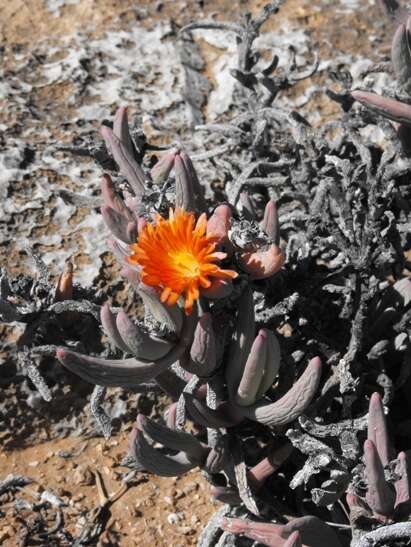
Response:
[[206, 204, 233, 255], [133, 429, 196, 477], [226, 287, 255, 401], [180, 151, 206, 212], [155, 369, 186, 399], [351, 90, 411, 126], [137, 414, 208, 463], [165, 402, 178, 429], [116, 310, 172, 360], [185, 313, 217, 377], [101, 125, 145, 198], [239, 191, 257, 220], [107, 238, 130, 266], [391, 22, 411, 89], [238, 357, 322, 426], [201, 279, 233, 299], [260, 200, 280, 245], [364, 439, 396, 516], [236, 329, 269, 406], [238, 244, 284, 280], [137, 283, 182, 336], [211, 486, 241, 505], [395, 451, 411, 506], [284, 532, 302, 547], [184, 393, 240, 428], [281, 516, 342, 547], [101, 205, 137, 243], [257, 331, 281, 398], [119, 265, 140, 286], [56, 312, 196, 387], [101, 175, 134, 220], [150, 150, 177, 184], [55, 261, 74, 302], [221, 518, 283, 546], [248, 443, 293, 489], [204, 438, 229, 474], [100, 303, 130, 353], [113, 106, 134, 156], [367, 392, 393, 466], [174, 153, 196, 211], [222, 516, 342, 547], [56, 351, 156, 387]]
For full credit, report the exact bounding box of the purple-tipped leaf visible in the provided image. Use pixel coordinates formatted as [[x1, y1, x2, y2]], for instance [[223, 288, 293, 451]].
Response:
[[100, 174, 134, 219], [101, 205, 137, 244], [284, 532, 302, 547], [100, 303, 130, 353], [239, 244, 284, 280], [185, 313, 217, 377], [240, 192, 257, 220], [352, 90, 411, 126], [239, 357, 322, 426], [391, 22, 411, 89], [222, 515, 342, 547], [137, 414, 208, 464], [133, 429, 197, 477], [248, 443, 293, 490], [175, 154, 196, 212], [56, 312, 196, 387], [101, 125, 145, 198], [256, 331, 281, 398], [236, 329, 269, 406], [206, 204, 233, 255], [260, 200, 280, 245], [113, 106, 134, 156], [180, 151, 206, 211], [221, 518, 283, 546], [184, 393, 240, 428], [150, 150, 177, 184], [116, 310, 172, 360], [226, 287, 255, 401], [367, 392, 393, 466], [137, 283, 182, 336]]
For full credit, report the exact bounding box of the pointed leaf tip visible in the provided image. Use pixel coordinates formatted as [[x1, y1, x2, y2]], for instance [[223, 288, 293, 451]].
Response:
[[261, 200, 280, 245], [368, 391, 393, 466]]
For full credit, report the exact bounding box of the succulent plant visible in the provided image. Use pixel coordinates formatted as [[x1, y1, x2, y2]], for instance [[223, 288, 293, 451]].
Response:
[[346, 14, 411, 153], [220, 392, 411, 547], [2, 1, 411, 545], [56, 101, 319, 464]]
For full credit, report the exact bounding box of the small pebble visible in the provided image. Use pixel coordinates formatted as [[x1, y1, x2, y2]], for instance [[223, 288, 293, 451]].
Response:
[[167, 512, 182, 524]]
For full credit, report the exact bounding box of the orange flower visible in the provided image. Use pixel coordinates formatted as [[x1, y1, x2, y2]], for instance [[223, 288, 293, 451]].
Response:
[[128, 209, 238, 315]]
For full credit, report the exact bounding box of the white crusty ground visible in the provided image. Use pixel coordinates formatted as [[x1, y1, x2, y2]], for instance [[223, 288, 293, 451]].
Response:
[[0, 1, 381, 286]]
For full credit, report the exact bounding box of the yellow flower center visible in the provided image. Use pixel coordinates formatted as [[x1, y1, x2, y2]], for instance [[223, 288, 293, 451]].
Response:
[[170, 250, 201, 279], [128, 208, 238, 315]]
